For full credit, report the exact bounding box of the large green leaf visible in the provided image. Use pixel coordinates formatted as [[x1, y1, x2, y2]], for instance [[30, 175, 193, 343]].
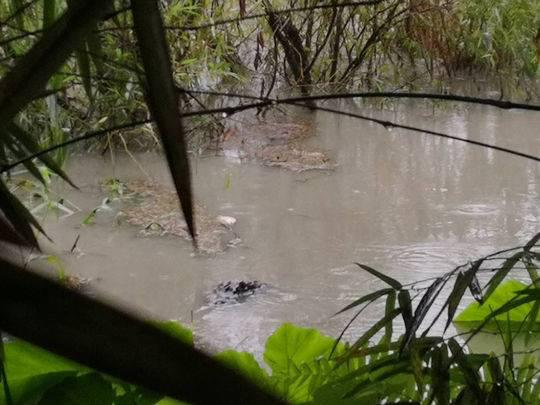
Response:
[[0, 371, 76, 405], [263, 323, 338, 402], [39, 373, 115, 405], [216, 351, 272, 391], [150, 321, 193, 346], [0, 340, 81, 404], [454, 280, 540, 332], [131, 0, 195, 239]]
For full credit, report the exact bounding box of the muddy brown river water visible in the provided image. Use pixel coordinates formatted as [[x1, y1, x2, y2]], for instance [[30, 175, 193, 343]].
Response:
[[35, 101, 539, 356]]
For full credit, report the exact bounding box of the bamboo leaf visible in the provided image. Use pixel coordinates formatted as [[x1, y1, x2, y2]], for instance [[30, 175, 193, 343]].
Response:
[[484, 252, 524, 302], [8, 123, 77, 188], [402, 277, 445, 352], [384, 291, 396, 343], [448, 339, 484, 401], [0, 0, 114, 125], [66, 0, 93, 101], [524, 232, 540, 252], [0, 215, 32, 247], [333, 288, 393, 316], [354, 263, 402, 290], [0, 178, 44, 247], [74, 47, 93, 101], [431, 344, 450, 405], [348, 308, 401, 354], [468, 274, 483, 303], [86, 31, 105, 78], [398, 290, 413, 334], [445, 261, 483, 332], [0, 257, 284, 405], [131, 0, 195, 240]]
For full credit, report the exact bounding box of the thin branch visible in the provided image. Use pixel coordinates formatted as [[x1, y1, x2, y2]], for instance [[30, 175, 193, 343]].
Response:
[[0, 120, 151, 173], [98, 1, 384, 33], [4, 88, 540, 174]]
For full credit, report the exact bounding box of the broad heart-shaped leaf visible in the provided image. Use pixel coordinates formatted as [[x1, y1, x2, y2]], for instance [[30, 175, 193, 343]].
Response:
[[0, 371, 77, 405], [263, 323, 339, 402], [0, 258, 284, 405], [454, 280, 540, 333], [39, 373, 115, 405], [3, 340, 81, 379], [0, 0, 114, 125], [1, 339, 82, 404], [216, 351, 272, 391], [131, 0, 195, 240]]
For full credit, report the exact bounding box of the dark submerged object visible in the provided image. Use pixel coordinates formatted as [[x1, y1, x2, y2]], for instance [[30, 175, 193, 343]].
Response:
[[211, 280, 265, 305]]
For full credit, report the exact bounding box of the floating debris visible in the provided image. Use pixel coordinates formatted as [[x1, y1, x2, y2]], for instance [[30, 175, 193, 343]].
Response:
[[120, 181, 240, 254]]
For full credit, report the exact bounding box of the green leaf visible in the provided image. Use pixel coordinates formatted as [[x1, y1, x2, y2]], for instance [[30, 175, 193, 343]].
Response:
[[334, 288, 393, 316], [524, 232, 540, 252], [9, 0, 25, 30], [455, 280, 540, 333], [384, 291, 396, 343], [150, 321, 193, 346], [131, 0, 195, 239], [0, 339, 81, 404], [484, 252, 525, 302], [263, 323, 336, 402], [431, 344, 450, 405], [0, 0, 114, 125], [402, 277, 445, 351], [4, 340, 81, 378], [216, 351, 271, 391], [445, 262, 483, 332], [354, 263, 402, 290], [6, 142, 46, 185], [74, 47, 93, 101], [398, 290, 413, 335], [66, 0, 93, 101], [8, 123, 76, 188], [349, 308, 401, 354], [448, 339, 485, 402], [1, 371, 75, 405], [43, 0, 56, 29], [0, 178, 46, 247], [39, 373, 115, 405]]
